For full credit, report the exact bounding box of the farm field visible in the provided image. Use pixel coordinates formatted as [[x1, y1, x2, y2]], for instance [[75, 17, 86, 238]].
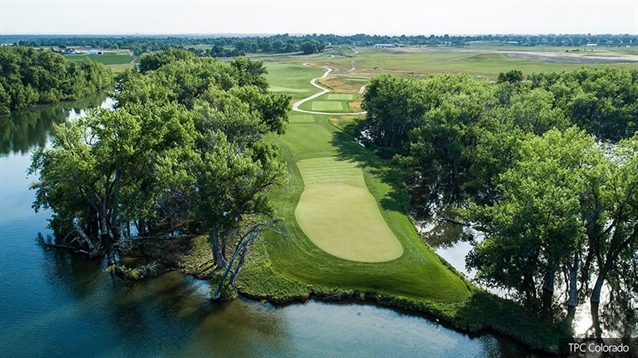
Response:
[[63, 51, 135, 73], [64, 52, 134, 66]]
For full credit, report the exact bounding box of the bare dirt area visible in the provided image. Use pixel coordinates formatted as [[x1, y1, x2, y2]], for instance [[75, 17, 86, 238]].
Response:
[[318, 75, 368, 92]]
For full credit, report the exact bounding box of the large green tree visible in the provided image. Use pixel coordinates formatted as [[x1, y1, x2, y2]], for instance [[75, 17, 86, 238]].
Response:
[[31, 49, 289, 298]]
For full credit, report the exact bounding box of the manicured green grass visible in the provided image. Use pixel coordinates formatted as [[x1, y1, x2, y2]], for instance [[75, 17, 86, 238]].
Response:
[[278, 122, 336, 160], [295, 157, 403, 262], [310, 101, 345, 111], [250, 58, 472, 302], [325, 93, 357, 101], [265, 63, 325, 100], [298, 93, 357, 113], [64, 53, 134, 66], [263, 117, 472, 302], [288, 114, 316, 123], [269, 86, 308, 93]]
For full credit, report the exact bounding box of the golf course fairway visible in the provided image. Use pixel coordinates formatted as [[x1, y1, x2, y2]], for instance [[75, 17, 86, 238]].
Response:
[[295, 157, 403, 262]]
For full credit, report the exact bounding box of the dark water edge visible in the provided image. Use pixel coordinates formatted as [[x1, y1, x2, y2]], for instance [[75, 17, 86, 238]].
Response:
[[0, 95, 547, 357]]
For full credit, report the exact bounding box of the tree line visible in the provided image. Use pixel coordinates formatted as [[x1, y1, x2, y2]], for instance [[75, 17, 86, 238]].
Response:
[[361, 67, 638, 336], [29, 49, 291, 299], [0, 46, 113, 116], [5, 33, 635, 57]]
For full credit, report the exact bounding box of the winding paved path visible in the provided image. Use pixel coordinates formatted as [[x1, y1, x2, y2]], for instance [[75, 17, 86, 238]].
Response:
[[291, 63, 367, 116]]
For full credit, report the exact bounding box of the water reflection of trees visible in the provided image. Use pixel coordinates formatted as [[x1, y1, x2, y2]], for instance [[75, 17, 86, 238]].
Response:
[[39, 245, 289, 356], [0, 93, 107, 156]]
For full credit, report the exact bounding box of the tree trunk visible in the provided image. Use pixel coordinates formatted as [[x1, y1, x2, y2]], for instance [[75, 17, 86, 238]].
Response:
[[542, 268, 555, 293], [210, 225, 227, 269], [567, 252, 579, 308], [230, 245, 248, 286], [590, 301, 603, 339], [590, 268, 607, 305], [541, 268, 555, 316]]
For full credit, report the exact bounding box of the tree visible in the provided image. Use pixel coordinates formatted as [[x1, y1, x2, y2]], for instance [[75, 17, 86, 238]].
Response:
[[300, 40, 324, 54], [497, 70, 524, 84], [0, 46, 113, 113], [467, 128, 603, 313], [31, 49, 289, 299], [581, 134, 638, 337], [29, 104, 191, 264]]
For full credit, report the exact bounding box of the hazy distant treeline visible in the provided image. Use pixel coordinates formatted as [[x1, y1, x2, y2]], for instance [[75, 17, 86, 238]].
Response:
[[2, 33, 635, 56]]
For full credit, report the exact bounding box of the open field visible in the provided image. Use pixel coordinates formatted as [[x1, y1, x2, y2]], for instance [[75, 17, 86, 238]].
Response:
[[295, 157, 403, 262], [64, 52, 134, 66], [288, 47, 638, 81]]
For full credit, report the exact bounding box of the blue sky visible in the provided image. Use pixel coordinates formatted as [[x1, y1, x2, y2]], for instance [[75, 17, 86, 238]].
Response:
[[1, 0, 637, 35]]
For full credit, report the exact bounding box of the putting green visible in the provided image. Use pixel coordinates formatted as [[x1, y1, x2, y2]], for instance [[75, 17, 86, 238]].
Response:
[[311, 101, 345, 111], [325, 93, 357, 101], [295, 157, 403, 262]]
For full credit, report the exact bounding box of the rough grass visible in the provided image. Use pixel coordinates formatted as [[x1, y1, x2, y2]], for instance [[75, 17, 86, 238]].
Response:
[[318, 76, 369, 93], [316, 47, 637, 81], [295, 157, 403, 262], [288, 114, 316, 124]]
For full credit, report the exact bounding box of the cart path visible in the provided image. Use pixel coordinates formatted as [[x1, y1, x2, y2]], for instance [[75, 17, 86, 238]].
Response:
[[291, 63, 367, 116]]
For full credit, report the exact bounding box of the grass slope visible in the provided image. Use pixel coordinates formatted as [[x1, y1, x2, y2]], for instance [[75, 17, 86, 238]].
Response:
[[295, 157, 403, 262]]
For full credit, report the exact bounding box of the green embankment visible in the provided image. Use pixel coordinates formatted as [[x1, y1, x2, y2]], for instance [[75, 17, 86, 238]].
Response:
[[238, 59, 566, 354]]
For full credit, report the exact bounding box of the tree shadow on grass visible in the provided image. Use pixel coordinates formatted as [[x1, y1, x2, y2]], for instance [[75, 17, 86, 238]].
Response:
[[330, 121, 410, 215]]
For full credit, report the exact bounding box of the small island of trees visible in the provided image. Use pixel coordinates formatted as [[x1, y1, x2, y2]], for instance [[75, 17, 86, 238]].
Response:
[[0, 46, 113, 115], [29, 49, 291, 298]]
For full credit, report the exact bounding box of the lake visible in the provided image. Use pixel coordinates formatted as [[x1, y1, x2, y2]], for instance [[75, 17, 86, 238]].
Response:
[[0, 95, 543, 357]]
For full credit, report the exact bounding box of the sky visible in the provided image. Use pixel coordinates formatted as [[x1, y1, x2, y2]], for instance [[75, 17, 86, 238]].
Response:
[[1, 0, 637, 36]]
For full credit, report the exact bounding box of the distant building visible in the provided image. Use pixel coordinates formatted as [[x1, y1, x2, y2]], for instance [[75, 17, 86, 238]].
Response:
[[374, 43, 401, 49], [64, 48, 76, 54], [586, 43, 598, 47], [374, 44, 395, 48], [88, 50, 103, 55], [506, 41, 518, 45]]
